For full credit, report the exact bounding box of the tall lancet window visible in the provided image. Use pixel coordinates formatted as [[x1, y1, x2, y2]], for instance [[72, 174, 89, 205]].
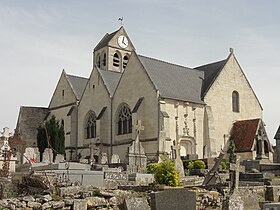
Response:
[[117, 105, 132, 135], [232, 91, 240, 113], [85, 111, 97, 139]]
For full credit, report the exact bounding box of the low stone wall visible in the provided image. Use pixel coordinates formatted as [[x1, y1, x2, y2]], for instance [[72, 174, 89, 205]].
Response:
[[0, 186, 149, 210]]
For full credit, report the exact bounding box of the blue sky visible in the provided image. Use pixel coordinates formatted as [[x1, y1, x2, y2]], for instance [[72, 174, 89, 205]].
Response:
[[0, 1, 280, 143]]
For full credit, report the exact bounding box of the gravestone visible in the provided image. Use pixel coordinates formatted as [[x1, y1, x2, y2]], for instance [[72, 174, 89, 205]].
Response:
[[158, 130, 166, 153], [23, 147, 40, 164], [110, 154, 120, 163], [55, 154, 65, 163], [223, 156, 245, 210], [174, 116, 185, 178], [127, 120, 147, 173], [42, 148, 53, 164], [150, 188, 196, 210], [124, 197, 150, 210], [229, 156, 245, 193], [100, 153, 108, 164]]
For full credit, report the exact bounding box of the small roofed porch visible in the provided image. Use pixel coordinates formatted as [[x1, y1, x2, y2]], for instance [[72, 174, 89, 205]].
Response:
[[230, 118, 273, 163]]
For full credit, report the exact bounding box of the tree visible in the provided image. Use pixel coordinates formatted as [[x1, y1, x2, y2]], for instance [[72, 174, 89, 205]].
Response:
[[37, 115, 65, 161]]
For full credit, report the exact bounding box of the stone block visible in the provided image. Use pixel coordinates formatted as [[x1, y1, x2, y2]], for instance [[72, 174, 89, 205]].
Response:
[[128, 173, 154, 185], [266, 186, 280, 202], [124, 197, 150, 210], [73, 199, 87, 210], [262, 202, 280, 210], [150, 188, 196, 210], [86, 197, 107, 207]]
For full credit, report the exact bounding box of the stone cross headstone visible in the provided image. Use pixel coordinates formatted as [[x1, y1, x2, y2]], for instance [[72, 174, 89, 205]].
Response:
[[159, 130, 166, 153], [229, 156, 245, 194], [128, 120, 147, 173], [1, 127, 11, 152], [174, 116, 185, 179], [42, 148, 53, 164]]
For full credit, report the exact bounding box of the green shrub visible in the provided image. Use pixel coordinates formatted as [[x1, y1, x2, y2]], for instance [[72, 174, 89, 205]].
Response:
[[188, 161, 194, 170], [220, 160, 228, 170], [193, 160, 206, 169], [154, 158, 179, 186], [183, 160, 192, 169], [146, 163, 159, 174]]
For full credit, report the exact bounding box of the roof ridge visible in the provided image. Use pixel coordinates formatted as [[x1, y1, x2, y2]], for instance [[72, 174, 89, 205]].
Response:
[[195, 59, 227, 69], [21, 106, 48, 109], [138, 54, 193, 71], [66, 73, 88, 80]]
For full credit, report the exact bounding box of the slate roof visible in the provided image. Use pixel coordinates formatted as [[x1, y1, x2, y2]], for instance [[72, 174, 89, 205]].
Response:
[[16, 106, 49, 147], [94, 29, 119, 51], [230, 119, 260, 152], [66, 74, 88, 100], [138, 55, 204, 104], [195, 59, 227, 97], [98, 69, 122, 96], [274, 125, 280, 139]]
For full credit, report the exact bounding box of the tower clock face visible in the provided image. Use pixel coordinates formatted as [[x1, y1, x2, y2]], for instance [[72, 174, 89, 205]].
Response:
[[118, 35, 128, 49]]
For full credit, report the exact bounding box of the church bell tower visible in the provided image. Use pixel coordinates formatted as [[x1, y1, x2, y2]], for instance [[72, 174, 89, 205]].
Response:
[[93, 26, 135, 73]]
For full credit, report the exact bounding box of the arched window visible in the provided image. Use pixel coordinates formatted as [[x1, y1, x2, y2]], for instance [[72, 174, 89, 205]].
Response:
[[117, 105, 132, 135], [123, 55, 129, 69], [85, 112, 96, 139], [102, 52, 106, 67], [232, 91, 240, 112], [113, 53, 120, 67], [96, 54, 101, 68]]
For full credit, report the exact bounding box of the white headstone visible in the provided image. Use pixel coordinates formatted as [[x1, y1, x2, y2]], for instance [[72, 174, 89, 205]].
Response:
[[42, 148, 53, 164], [23, 147, 40, 164], [100, 153, 108, 164], [55, 154, 65, 163], [110, 154, 120, 163]]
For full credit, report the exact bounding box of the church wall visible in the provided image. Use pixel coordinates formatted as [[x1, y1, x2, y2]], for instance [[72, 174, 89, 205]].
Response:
[[49, 107, 72, 149], [204, 54, 263, 156], [77, 69, 111, 154], [112, 54, 159, 162], [49, 72, 77, 109], [161, 99, 205, 159], [48, 72, 80, 159]]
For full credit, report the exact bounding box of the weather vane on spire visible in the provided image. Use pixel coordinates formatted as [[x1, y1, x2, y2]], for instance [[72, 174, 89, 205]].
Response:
[[118, 17, 123, 26]]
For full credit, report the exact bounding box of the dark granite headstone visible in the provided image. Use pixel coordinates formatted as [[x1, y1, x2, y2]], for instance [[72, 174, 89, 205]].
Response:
[[150, 188, 196, 210], [124, 197, 150, 210]]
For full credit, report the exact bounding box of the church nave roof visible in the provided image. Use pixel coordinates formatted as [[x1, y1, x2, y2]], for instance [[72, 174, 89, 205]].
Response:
[[66, 74, 88, 100], [138, 55, 205, 104]]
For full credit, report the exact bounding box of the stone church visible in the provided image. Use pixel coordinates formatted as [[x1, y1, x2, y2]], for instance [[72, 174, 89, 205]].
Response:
[[16, 26, 273, 163]]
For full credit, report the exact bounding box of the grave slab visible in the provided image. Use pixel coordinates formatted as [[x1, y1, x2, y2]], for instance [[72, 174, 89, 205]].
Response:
[[150, 188, 196, 210]]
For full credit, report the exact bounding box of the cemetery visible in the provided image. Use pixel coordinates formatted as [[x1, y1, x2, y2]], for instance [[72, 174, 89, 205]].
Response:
[[1, 125, 280, 210]]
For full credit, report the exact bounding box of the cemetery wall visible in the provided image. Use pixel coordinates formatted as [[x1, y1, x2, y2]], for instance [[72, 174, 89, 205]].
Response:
[[204, 54, 263, 156]]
